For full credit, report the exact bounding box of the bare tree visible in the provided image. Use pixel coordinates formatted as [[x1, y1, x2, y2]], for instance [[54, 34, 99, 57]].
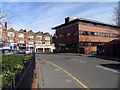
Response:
[[114, 1, 120, 27], [0, 8, 7, 28]]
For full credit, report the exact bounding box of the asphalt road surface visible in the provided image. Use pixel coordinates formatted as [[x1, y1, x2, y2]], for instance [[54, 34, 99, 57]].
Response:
[[36, 53, 120, 89]]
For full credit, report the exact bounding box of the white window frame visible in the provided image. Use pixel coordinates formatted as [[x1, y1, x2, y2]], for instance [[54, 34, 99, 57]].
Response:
[[18, 33, 24, 38], [37, 36, 42, 41], [8, 32, 15, 37]]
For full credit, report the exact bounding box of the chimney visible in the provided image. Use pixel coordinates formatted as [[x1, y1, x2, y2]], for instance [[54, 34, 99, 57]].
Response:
[[65, 17, 76, 23], [5, 22, 7, 29]]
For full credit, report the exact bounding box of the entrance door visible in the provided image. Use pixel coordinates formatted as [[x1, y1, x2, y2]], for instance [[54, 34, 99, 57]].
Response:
[[45, 48, 50, 53], [38, 48, 43, 52]]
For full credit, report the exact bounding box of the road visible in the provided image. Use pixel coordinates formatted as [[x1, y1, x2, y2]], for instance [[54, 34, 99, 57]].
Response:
[[36, 53, 120, 89]]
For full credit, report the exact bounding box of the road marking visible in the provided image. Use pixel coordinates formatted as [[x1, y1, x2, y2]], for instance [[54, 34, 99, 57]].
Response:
[[96, 65, 119, 73], [54, 68, 60, 71], [73, 59, 86, 63], [73, 59, 79, 61], [44, 60, 90, 90], [65, 79, 72, 83]]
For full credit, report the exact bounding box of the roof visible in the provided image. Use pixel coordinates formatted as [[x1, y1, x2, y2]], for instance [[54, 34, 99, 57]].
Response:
[[52, 18, 120, 30], [44, 32, 51, 36], [109, 39, 120, 44]]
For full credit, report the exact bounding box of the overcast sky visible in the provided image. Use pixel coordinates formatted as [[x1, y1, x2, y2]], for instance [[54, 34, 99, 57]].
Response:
[[1, 1, 119, 35]]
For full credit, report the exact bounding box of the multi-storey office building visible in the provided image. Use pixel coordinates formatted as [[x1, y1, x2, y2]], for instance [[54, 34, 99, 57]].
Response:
[[52, 17, 120, 54], [1, 27, 55, 53]]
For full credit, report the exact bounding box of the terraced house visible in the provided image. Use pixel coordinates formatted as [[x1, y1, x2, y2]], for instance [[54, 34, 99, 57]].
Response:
[[1, 27, 55, 53], [52, 17, 120, 54]]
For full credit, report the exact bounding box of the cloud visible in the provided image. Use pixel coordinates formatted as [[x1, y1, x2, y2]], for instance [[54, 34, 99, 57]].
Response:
[[2, 0, 120, 2], [72, 2, 117, 23], [2, 2, 118, 36]]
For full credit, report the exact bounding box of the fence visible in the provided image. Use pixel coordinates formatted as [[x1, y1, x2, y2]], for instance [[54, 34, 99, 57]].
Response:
[[4, 53, 35, 90]]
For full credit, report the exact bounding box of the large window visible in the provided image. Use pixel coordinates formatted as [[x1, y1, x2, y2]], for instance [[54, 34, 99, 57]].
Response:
[[28, 35, 34, 38], [8, 32, 15, 37], [18, 33, 24, 38], [18, 39, 24, 43], [45, 36, 50, 41], [28, 38, 34, 44], [79, 42, 103, 46], [37, 36, 42, 41], [79, 30, 119, 38], [8, 37, 14, 43]]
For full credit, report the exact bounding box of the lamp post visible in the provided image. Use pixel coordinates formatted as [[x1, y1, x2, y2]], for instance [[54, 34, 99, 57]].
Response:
[[34, 42, 36, 53]]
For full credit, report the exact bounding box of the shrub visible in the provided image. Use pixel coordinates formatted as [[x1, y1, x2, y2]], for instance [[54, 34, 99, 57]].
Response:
[[2, 54, 32, 88]]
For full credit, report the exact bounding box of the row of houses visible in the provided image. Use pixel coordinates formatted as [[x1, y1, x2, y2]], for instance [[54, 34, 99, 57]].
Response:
[[0, 26, 55, 53]]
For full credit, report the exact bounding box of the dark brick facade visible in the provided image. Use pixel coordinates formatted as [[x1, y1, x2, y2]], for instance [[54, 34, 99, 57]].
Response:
[[52, 17, 120, 54]]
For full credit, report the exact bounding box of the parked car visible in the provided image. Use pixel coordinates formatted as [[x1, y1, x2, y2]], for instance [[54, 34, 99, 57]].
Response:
[[0, 49, 14, 55], [18, 50, 26, 54], [25, 50, 31, 55]]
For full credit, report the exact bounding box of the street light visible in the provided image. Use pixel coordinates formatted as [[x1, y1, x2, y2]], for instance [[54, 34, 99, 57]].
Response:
[[34, 42, 36, 53]]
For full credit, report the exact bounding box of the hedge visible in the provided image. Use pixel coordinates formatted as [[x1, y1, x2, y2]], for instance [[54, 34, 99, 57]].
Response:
[[2, 54, 32, 88]]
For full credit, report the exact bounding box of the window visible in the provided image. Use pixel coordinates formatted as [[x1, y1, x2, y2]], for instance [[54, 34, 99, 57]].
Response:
[[84, 31, 89, 35], [45, 42, 50, 45], [8, 38, 14, 43], [79, 42, 104, 46], [79, 30, 82, 35], [94, 32, 98, 36], [8, 32, 14, 37], [19, 33, 24, 37], [18, 39, 24, 43], [28, 35, 34, 38], [29, 39, 33, 42], [37, 36, 42, 41], [91, 32, 94, 35], [79, 30, 118, 38], [45, 36, 50, 41]]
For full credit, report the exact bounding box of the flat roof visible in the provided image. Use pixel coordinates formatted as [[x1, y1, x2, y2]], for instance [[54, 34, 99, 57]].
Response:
[[52, 18, 120, 30]]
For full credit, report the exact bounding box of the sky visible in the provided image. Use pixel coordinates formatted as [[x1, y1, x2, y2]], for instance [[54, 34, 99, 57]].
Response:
[[1, 1, 119, 35]]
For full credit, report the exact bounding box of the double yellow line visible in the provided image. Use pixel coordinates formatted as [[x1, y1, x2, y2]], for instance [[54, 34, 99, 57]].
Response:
[[44, 60, 90, 90]]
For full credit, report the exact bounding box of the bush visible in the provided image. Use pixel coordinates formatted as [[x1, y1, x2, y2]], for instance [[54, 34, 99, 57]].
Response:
[[2, 54, 32, 88]]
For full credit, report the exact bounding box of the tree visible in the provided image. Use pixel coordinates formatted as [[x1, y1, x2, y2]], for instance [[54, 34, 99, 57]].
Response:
[[0, 8, 9, 30], [114, 1, 120, 27]]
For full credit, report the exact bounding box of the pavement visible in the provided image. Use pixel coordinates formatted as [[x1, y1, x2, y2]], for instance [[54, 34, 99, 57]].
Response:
[[35, 53, 120, 89]]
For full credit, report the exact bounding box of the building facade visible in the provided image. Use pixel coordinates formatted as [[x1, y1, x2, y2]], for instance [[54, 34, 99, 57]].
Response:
[[52, 17, 120, 54], [1, 27, 55, 53], [97, 39, 120, 59]]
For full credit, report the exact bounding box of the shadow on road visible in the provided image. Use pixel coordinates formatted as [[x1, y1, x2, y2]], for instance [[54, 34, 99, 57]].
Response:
[[100, 63, 120, 70], [88, 55, 120, 62]]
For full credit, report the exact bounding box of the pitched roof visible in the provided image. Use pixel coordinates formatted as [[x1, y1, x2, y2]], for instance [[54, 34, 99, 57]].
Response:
[[35, 31, 43, 35], [18, 29, 26, 34], [8, 27, 15, 32]]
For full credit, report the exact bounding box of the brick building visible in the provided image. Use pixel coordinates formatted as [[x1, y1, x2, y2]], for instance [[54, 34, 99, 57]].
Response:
[[1, 27, 55, 53], [52, 17, 120, 54], [97, 39, 120, 59]]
